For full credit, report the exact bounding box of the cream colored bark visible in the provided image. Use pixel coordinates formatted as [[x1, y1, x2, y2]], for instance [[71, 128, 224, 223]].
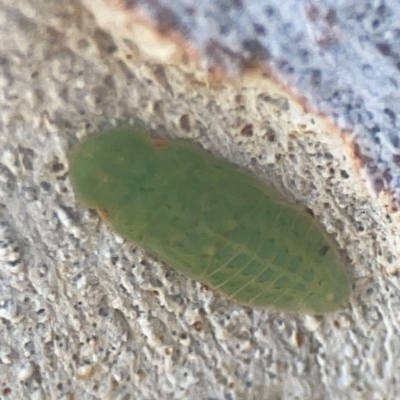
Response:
[[0, 0, 397, 399]]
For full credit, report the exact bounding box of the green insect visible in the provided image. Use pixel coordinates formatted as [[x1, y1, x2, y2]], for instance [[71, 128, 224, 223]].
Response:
[[69, 127, 350, 313]]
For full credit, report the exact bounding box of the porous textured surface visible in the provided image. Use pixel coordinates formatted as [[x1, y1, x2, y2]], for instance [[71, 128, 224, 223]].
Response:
[[89, 0, 400, 211], [0, 0, 399, 399]]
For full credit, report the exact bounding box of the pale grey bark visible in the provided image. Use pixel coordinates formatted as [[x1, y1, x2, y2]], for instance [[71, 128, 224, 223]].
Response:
[[0, 1, 398, 399]]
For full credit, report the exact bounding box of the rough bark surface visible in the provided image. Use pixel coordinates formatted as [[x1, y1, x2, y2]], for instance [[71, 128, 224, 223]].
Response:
[[0, 0, 398, 399]]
